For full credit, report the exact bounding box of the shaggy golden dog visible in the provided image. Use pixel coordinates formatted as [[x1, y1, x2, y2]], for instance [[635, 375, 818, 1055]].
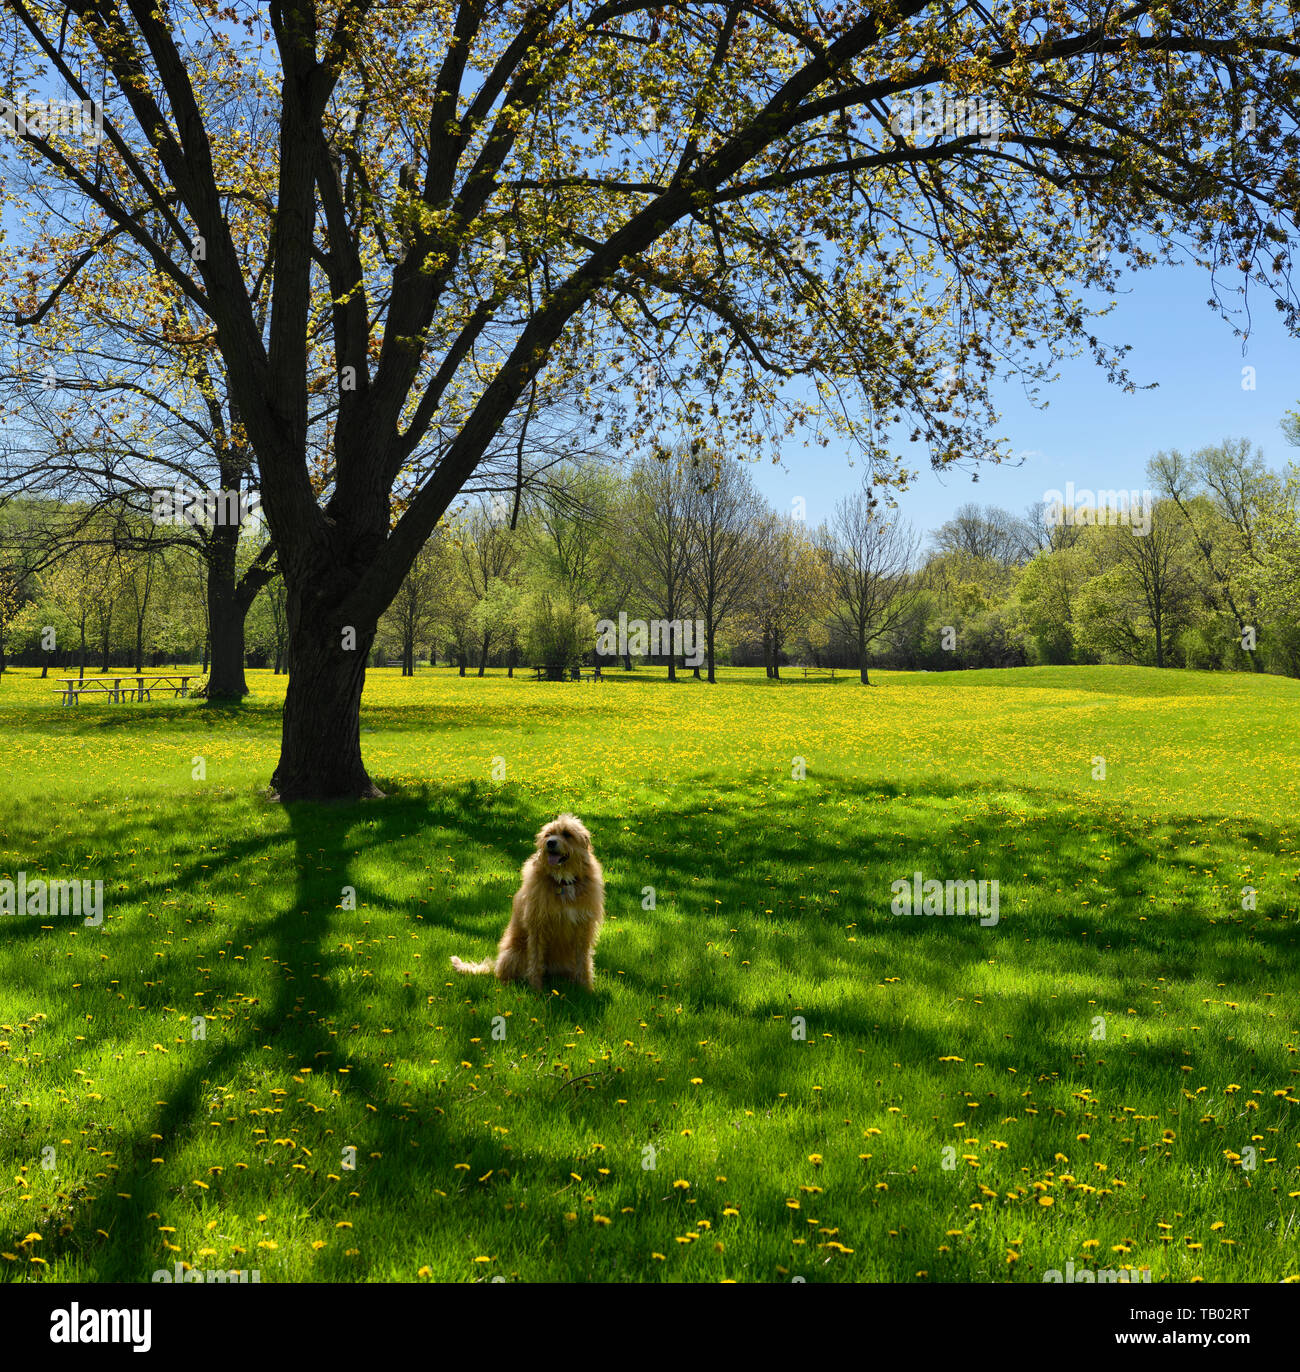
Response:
[[450, 814, 604, 990]]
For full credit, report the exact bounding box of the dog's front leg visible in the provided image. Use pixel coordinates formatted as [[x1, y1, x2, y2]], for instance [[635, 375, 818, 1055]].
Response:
[[575, 953, 595, 992], [525, 941, 545, 992]]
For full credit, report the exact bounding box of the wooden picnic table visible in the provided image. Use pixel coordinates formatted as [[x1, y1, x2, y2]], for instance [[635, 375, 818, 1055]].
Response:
[[530, 666, 603, 681], [55, 674, 194, 705]]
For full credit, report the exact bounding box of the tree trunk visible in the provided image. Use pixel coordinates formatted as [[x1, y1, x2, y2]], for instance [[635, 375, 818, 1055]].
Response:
[[207, 587, 248, 697], [458, 651, 467, 677], [706, 622, 716, 683], [205, 525, 252, 698], [271, 600, 381, 801], [477, 637, 489, 676], [623, 651, 631, 671], [859, 630, 870, 684]]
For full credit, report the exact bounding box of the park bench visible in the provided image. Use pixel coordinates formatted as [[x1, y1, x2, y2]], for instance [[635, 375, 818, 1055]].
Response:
[[55, 674, 194, 705]]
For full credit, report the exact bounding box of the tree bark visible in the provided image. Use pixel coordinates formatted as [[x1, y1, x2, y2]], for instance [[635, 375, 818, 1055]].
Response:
[[205, 527, 277, 700], [207, 575, 248, 697], [271, 597, 381, 801]]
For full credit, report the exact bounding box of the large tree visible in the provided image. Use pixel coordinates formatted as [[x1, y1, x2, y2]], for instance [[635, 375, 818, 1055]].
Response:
[[2, 1, 1298, 796]]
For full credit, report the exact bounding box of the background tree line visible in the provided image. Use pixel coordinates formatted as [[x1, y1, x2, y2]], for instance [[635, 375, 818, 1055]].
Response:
[[3, 435, 1299, 685]]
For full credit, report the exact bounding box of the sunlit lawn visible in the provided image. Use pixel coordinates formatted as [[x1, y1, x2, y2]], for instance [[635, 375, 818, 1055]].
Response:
[[1, 662, 1298, 1282]]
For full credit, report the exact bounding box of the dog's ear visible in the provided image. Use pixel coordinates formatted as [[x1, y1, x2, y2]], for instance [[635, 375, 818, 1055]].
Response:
[[571, 817, 592, 850]]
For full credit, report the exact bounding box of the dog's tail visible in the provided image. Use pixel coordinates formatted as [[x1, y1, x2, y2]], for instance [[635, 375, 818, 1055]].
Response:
[[450, 954, 494, 976]]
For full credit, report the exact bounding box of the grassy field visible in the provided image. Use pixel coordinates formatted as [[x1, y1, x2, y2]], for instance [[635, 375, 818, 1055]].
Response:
[[0, 662, 1297, 1284]]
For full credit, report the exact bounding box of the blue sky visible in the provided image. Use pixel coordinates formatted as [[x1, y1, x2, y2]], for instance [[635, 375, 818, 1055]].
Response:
[[749, 260, 1299, 540]]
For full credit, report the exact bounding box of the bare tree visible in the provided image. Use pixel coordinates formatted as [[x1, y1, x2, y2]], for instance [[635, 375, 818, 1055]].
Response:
[[823, 494, 920, 684], [624, 454, 696, 681], [683, 454, 761, 683], [933, 502, 1030, 567]]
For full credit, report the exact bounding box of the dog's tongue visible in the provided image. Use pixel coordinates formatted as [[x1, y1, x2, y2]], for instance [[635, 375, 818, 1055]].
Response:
[[547, 852, 563, 866]]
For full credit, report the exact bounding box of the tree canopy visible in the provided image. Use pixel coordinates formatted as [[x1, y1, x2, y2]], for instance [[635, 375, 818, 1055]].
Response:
[[1, 0, 1297, 794]]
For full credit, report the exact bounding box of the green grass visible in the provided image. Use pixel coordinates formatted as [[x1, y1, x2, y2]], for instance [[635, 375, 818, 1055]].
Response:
[[1, 663, 1298, 1283]]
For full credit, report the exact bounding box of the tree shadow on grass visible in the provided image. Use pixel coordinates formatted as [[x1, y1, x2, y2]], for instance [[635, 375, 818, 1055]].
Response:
[[0, 784, 542, 1280], [1, 773, 1293, 1279]]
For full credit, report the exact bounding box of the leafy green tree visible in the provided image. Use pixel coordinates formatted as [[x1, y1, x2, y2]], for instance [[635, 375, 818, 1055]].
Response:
[[5, 3, 1297, 794], [743, 514, 830, 679], [1014, 543, 1092, 664], [520, 588, 595, 681], [1072, 509, 1197, 668]]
